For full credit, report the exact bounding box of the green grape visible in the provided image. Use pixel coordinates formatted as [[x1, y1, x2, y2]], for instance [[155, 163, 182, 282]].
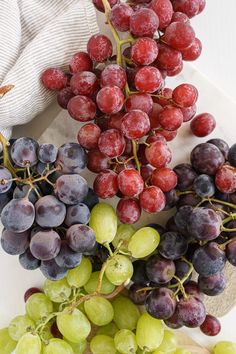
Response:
[[154, 330, 177, 354], [84, 296, 114, 326], [8, 315, 35, 341], [56, 308, 91, 343], [84, 271, 115, 295], [136, 312, 164, 352], [174, 349, 191, 354], [41, 321, 54, 341], [105, 254, 133, 285], [114, 329, 138, 354], [65, 338, 87, 354], [15, 333, 41, 354], [25, 293, 53, 322], [97, 322, 119, 337], [89, 203, 117, 244], [43, 278, 72, 303], [112, 224, 135, 251], [112, 296, 140, 330], [128, 227, 160, 258], [0, 327, 17, 354], [90, 334, 116, 354], [67, 257, 92, 288], [152, 351, 165, 354], [214, 341, 236, 354], [43, 338, 74, 354]]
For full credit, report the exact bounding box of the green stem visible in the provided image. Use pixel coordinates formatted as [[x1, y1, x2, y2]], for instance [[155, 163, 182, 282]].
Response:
[[0, 133, 16, 176], [132, 140, 141, 173], [218, 236, 236, 250], [104, 242, 114, 257], [222, 212, 236, 225]]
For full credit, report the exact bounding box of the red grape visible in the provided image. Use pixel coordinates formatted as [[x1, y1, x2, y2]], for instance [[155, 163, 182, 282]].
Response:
[[69, 52, 93, 73], [135, 66, 163, 93], [24, 287, 42, 302], [163, 21, 195, 50], [109, 3, 134, 32], [139, 185, 166, 213], [150, 0, 173, 29], [149, 102, 163, 129], [116, 198, 141, 224], [159, 105, 183, 130], [57, 87, 74, 109], [125, 93, 153, 114], [96, 86, 124, 114], [70, 71, 98, 96], [172, 0, 200, 18], [107, 112, 124, 131], [145, 140, 172, 168], [87, 34, 113, 62], [131, 38, 158, 65], [100, 64, 127, 89], [190, 113, 216, 137], [146, 134, 166, 144], [67, 95, 96, 122], [151, 167, 177, 192], [130, 8, 159, 37], [171, 11, 190, 24], [141, 165, 154, 181], [181, 37, 202, 61], [157, 129, 177, 141], [154, 87, 172, 106], [200, 315, 221, 336], [98, 128, 125, 158], [87, 149, 110, 173], [50, 322, 63, 339], [172, 83, 198, 107], [117, 169, 144, 197], [95, 115, 109, 131], [155, 43, 182, 71], [93, 170, 118, 198], [41, 68, 67, 90], [215, 165, 236, 194], [198, 0, 206, 13], [93, 0, 118, 12], [77, 123, 101, 150], [121, 110, 150, 139], [114, 156, 135, 174], [166, 61, 183, 76], [137, 144, 149, 165], [181, 104, 196, 122]]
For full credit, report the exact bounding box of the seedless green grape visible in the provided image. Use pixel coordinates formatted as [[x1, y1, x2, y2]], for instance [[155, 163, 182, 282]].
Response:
[[154, 330, 177, 353], [8, 315, 35, 341], [56, 308, 91, 343], [0, 327, 17, 354], [43, 278, 71, 303], [214, 341, 236, 354], [25, 293, 53, 322], [65, 338, 87, 354], [128, 227, 160, 258], [112, 224, 135, 251], [136, 312, 164, 352], [43, 338, 74, 354], [89, 203, 117, 244], [105, 254, 133, 285], [67, 256, 92, 288], [112, 296, 140, 330], [84, 296, 114, 326], [90, 334, 116, 354], [84, 271, 115, 295], [41, 322, 54, 341], [96, 322, 119, 337], [15, 333, 41, 354], [114, 329, 138, 354]]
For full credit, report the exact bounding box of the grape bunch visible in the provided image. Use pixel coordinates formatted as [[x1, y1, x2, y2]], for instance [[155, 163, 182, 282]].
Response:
[[41, 0, 216, 224]]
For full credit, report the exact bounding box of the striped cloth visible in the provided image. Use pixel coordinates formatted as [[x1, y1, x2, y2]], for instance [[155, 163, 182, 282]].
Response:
[[0, 0, 99, 139]]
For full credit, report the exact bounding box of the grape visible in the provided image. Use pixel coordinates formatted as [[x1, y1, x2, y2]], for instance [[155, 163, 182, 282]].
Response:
[[1, 229, 29, 255], [98, 129, 125, 158], [145, 140, 172, 168], [128, 283, 148, 305], [105, 254, 133, 285], [215, 165, 236, 194], [26, 293, 53, 321], [55, 142, 87, 173], [140, 185, 166, 213], [67, 256, 92, 288], [171, 11, 190, 24], [121, 110, 150, 139], [35, 195, 66, 227], [89, 203, 117, 244], [117, 169, 144, 197], [8, 315, 35, 341], [131, 37, 158, 66], [116, 198, 141, 224], [97, 322, 118, 337], [207, 138, 229, 159], [69, 51, 92, 73], [41, 68, 67, 90], [84, 271, 115, 295], [0, 327, 17, 354], [152, 167, 178, 192], [164, 190, 178, 209], [77, 123, 101, 150], [155, 43, 182, 71], [40, 259, 67, 281], [146, 254, 175, 284], [66, 224, 96, 254], [174, 205, 193, 235], [112, 224, 135, 252], [0, 189, 12, 215], [125, 93, 153, 114], [65, 339, 87, 354], [164, 311, 183, 329], [65, 203, 90, 227], [226, 240, 236, 266], [135, 66, 163, 93], [70, 71, 98, 96], [100, 64, 127, 89], [154, 330, 177, 353], [132, 260, 149, 285], [87, 34, 112, 62], [90, 335, 116, 354], [30, 230, 61, 261], [96, 86, 124, 114], [177, 296, 206, 327], [158, 232, 188, 260], [0, 167, 12, 194], [1, 198, 35, 232], [24, 287, 42, 302], [174, 163, 197, 191], [15, 333, 41, 354], [136, 312, 164, 352], [198, 272, 226, 296], [163, 22, 195, 50], [13, 184, 39, 204], [167, 60, 183, 76], [150, 0, 173, 29], [184, 281, 204, 301], [190, 113, 216, 137], [43, 338, 73, 354], [146, 288, 177, 319], [19, 248, 41, 270], [181, 37, 202, 61], [193, 174, 215, 197], [112, 296, 140, 330], [87, 149, 110, 173], [38, 144, 58, 164], [172, 0, 199, 18], [177, 192, 201, 208], [190, 143, 224, 175], [172, 83, 198, 107], [109, 3, 133, 31], [128, 227, 160, 258], [200, 315, 221, 336], [181, 104, 196, 122], [130, 8, 159, 37], [175, 349, 192, 354], [159, 105, 183, 130], [55, 242, 82, 269], [214, 341, 236, 354], [174, 259, 192, 284], [43, 278, 71, 303], [56, 308, 91, 343], [114, 329, 137, 354], [10, 137, 38, 167], [193, 242, 226, 277], [57, 87, 74, 109], [55, 174, 88, 205], [50, 322, 62, 339], [84, 296, 114, 326], [67, 95, 96, 122]]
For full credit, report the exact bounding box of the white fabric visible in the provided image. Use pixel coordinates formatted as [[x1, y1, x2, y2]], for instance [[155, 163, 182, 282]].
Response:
[[0, 0, 99, 139]]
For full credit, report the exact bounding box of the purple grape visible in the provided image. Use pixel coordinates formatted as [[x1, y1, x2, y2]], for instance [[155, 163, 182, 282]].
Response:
[[173, 163, 197, 191], [198, 272, 226, 296], [177, 296, 206, 328], [174, 205, 193, 236], [66, 224, 96, 253], [165, 216, 179, 232], [1, 198, 35, 232], [35, 195, 66, 228], [55, 143, 87, 173], [193, 174, 215, 198], [1, 229, 29, 255], [192, 242, 226, 276], [131, 260, 149, 285], [185, 242, 199, 261], [40, 259, 67, 280], [55, 174, 88, 205], [145, 288, 177, 320], [10, 137, 39, 167], [164, 189, 179, 210], [57, 87, 74, 109], [214, 188, 230, 202], [177, 193, 201, 208], [55, 241, 82, 269], [203, 202, 227, 220], [146, 254, 175, 284], [207, 138, 229, 159], [164, 311, 183, 329], [227, 143, 236, 166], [19, 248, 41, 270], [82, 188, 99, 210], [158, 232, 188, 260], [190, 143, 224, 175], [13, 184, 39, 204], [174, 259, 192, 284], [30, 230, 61, 261], [128, 283, 148, 305], [188, 207, 221, 241], [145, 223, 166, 235], [65, 203, 90, 226], [38, 143, 58, 163], [0, 167, 12, 193], [226, 240, 236, 266], [0, 189, 13, 214], [184, 280, 204, 301]]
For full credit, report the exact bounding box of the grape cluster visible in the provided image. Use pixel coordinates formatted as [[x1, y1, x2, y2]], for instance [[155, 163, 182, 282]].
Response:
[[41, 0, 216, 224]]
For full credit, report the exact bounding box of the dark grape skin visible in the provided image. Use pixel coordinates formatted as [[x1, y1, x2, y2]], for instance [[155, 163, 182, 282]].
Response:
[[35, 195, 66, 228], [207, 138, 229, 159], [38, 144, 58, 164], [193, 174, 215, 198], [146, 254, 175, 284], [128, 283, 148, 305], [30, 230, 61, 261], [40, 259, 67, 281], [0, 189, 13, 214], [173, 163, 197, 191], [177, 193, 201, 208], [226, 240, 236, 266], [55, 174, 88, 205], [145, 223, 166, 235], [83, 188, 99, 210], [192, 242, 226, 277], [13, 184, 39, 204], [164, 189, 179, 210], [65, 203, 90, 227], [10, 137, 39, 167], [200, 315, 221, 337], [0, 167, 12, 194], [24, 288, 42, 302], [164, 311, 183, 329], [66, 224, 96, 253], [131, 260, 149, 285], [145, 288, 177, 320], [158, 232, 188, 260], [173, 259, 192, 285], [198, 272, 226, 296], [177, 296, 206, 328], [228, 143, 236, 167], [165, 216, 179, 232], [55, 241, 82, 269], [55, 143, 87, 173], [19, 248, 41, 270], [184, 281, 204, 302], [174, 205, 193, 236], [1, 229, 29, 255]]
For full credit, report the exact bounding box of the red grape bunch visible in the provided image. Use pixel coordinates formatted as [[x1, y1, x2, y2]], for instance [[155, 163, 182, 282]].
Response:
[[41, 0, 216, 224]]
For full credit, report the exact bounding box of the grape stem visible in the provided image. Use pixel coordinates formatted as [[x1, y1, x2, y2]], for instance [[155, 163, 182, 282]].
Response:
[[168, 257, 193, 300], [132, 140, 141, 173], [0, 132, 16, 176], [218, 235, 236, 250]]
